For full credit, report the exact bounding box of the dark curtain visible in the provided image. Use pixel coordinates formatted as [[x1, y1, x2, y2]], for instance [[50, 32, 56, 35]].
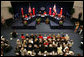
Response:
[[11, 1, 74, 17]]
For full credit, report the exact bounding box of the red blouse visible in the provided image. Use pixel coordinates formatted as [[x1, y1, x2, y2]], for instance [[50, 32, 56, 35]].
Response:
[[21, 36, 25, 39], [25, 15, 28, 18], [47, 36, 52, 39], [38, 36, 43, 39], [61, 37, 65, 39], [44, 42, 49, 45]]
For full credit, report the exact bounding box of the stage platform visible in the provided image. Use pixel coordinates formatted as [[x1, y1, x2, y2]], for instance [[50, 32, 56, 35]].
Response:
[[11, 15, 74, 29], [12, 20, 36, 29], [50, 19, 74, 29]]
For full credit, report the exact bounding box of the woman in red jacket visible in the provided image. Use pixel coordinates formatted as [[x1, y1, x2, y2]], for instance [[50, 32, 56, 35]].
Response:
[[21, 34, 25, 43], [47, 34, 52, 39], [38, 34, 43, 39]]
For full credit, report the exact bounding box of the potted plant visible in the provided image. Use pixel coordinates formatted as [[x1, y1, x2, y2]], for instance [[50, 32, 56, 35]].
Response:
[[36, 18, 41, 24], [9, 7, 14, 15], [70, 8, 75, 19], [5, 7, 14, 26], [24, 20, 28, 26], [45, 18, 49, 24]]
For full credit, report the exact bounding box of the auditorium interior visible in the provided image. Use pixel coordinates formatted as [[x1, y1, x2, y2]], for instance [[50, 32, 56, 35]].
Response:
[[1, 1, 83, 56]]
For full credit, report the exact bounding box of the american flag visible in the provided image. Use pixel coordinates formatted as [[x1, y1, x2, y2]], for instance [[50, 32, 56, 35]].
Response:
[[28, 3, 31, 13], [53, 4, 56, 13]]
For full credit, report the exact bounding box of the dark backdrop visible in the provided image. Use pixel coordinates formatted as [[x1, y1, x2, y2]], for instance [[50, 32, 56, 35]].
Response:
[[11, 1, 74, 17]]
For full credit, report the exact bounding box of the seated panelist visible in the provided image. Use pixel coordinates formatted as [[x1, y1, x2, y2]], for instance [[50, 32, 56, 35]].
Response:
[[25, 14, 28, 18]]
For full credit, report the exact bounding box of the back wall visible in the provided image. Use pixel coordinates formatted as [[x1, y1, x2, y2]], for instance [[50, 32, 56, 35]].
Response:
[[11, 1, 74, 17]]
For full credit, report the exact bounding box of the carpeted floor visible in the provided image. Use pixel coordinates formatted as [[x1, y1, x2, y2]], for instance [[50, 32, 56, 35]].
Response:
[[1, 22, 83, 56]]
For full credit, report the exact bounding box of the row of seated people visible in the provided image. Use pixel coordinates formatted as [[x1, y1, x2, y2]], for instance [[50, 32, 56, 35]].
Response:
[[1, 36, 12, 56], [15, 33, 74, 56]]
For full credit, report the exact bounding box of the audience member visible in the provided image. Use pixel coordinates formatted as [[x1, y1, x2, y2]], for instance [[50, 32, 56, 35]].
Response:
[[10, 30, 18, 38], [74, 22, 79, 32], [38, 34, 43, 39], [78, 25, 83, 35], [15, 33, 74, 56], [1, 36, 12, 56]]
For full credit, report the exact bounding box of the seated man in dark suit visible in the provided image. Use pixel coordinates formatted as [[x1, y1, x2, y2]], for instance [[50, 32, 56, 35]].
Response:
[[30, 33, 35, 40], [34, 44, 39, 56], [25, 34, 29, 41], [10, 30, 18, 38]]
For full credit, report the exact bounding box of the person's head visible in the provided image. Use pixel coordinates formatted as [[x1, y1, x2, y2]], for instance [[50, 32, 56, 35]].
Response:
[[23, 40, 26, 43], [44, 11, 46, 13], [62, 34, 65, 37], [22, 15, 24, 18], [26, 38, 29, 40], [64, 53, 67, 56], [60, 20, 63, 22], [34, 44, 37, 47], [80, 25, 83, 28], [21, 33, 24, 36], [45, 40, 48, 43], [76, 22, 79, 24], [44, 38, 46, 41], [39, 39, 42, 42], [1, 37, 5, 41], [79, 12, 82, 15], [26, 34, 29, 36], [65, 34, 69, 37], [49, 44, 53, 47], [35, 34, 37, 36], [31, 33, 34, 36], [54, 43, 57, 47], [39, 11, 41, 13], [69, 51, 74, 56], [31, 38, 33, 40], [29, 39, 32, 43], [17, 39, 20, 42], [65, 48, 69, 52], [39, 34, 41, 36], [44, 34, 46, 37], [53, 34, 55, 37], [61, 39, 64, 41], [38, 51, 41, 55], [49, 34, 51, 37], [71, 40, 73, 43], [53, 41, 55, 44], [39, 44, 42, 47], [13, 29, 16, 32], [21, 8, 23, 10], [44, 51, 47, 54], [63, 43, 66, 47], [25, 14, 27, 16], [57, 33, 60, 37], [57, 39, 60, 41], [35, 38, 38, 41], [77, 54, 81, 56], [1, 35, 4, 39], [29, 44, 32, 48], [21, 47, 24, 50]]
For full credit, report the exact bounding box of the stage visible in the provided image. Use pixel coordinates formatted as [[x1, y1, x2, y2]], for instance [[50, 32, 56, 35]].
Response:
[[11, 15, 74, 29], [11, 19, 36, 29], [50, 19, 74, 29]]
